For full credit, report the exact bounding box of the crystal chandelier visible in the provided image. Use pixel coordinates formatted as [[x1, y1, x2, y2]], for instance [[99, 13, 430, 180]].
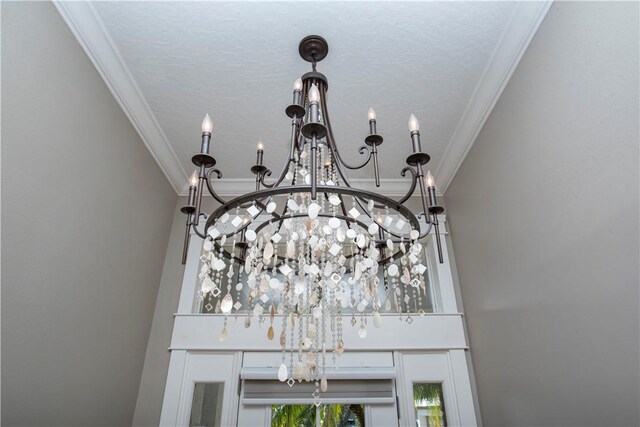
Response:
[[180, 36, 445, 401]]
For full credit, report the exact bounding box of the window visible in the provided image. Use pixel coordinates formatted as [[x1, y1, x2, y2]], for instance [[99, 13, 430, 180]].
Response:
[[413, 383, 446, 427], [271, 404, 365, 427], [189, 382, 224, 427]]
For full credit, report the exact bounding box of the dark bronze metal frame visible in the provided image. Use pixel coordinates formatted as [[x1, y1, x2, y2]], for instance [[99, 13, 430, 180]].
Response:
[[180, 35, 445, 265]]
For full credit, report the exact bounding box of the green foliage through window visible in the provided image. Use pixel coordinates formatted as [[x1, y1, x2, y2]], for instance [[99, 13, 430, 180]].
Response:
[[413, 383, 446, 427], [271, 404, 365, 427]]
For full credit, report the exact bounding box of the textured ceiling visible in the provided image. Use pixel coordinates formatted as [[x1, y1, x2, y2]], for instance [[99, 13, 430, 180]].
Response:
[[92, 1, 517, 187]]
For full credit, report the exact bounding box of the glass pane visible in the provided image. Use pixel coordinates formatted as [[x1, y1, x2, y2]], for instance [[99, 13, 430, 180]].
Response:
[[319, 404, 365, 427], [190, 383, 223, 427], [271, 404, 365, 427], [413, 383, 446, 427], [197, 238, 435, 315], [271, 404, 316, 427]]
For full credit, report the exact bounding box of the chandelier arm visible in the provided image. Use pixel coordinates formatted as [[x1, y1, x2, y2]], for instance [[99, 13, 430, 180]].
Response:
[[396, 166, 419, 204], [318, 86, 372, 172], [203, 169, 228, 205], [318, 86, 401, 230], [322, 94, 406, 238], [189, 222, 207, 239], [260, 111, 301, 189], [318, 87, 355, 188]]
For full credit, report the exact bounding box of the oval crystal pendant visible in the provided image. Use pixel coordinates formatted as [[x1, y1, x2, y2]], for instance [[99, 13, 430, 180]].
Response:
[[278, 363, 288, 382], [320, 375, 328, 392], [220, 293, 233, 314], [358, 324, 368, 338]]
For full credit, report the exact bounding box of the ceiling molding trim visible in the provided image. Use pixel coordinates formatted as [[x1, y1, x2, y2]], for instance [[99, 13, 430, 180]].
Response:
[[178, 178, 437, 198], [53, 1, 187, 193], [435, 1, 553, 194]]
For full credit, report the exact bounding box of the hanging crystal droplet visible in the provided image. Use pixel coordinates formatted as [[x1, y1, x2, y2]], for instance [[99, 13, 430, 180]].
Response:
[[263, 241, 274, 261], [244, 316, 252, 328], [294, 362, 304, 380], [267, 326, 274, 340], [287, 240, 296, 258], [373, 311, 383, 328], [278, 363, 288, 382], [219, 326, 228, 342], [220, 294, 233, 314], [387, 264, 399, 277], [308, 202, 320, 219], [279, 330, 286, 347], [295, 276, 305, 295], [320, 376, 328, 392], [358, 324, 368, 338]]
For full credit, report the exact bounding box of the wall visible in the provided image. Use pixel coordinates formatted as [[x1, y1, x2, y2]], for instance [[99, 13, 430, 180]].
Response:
[[444, 2, 639, 426], [1, 2, 177, 426]]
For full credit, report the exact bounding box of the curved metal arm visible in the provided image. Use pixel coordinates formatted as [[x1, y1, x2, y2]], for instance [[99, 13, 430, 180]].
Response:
[[335, 144, 373, 170], [397, 166, 418, 204], [189, 222, 207, 239], [204, 168, 227, 205]]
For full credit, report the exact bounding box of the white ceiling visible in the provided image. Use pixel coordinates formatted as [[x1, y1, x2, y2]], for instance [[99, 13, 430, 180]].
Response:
[[55, 1, 551, 195]]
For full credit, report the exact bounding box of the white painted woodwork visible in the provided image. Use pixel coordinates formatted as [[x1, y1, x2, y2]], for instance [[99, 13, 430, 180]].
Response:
[[161, 208, 479, 425]]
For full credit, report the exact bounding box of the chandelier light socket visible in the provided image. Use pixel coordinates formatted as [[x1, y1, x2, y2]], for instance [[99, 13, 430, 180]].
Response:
[[410, 130, 422, 153], [256, 142, 264, 165], [427, 185, 438, 207], [200, 131, 211, 154], [368, 108, 377, 135]]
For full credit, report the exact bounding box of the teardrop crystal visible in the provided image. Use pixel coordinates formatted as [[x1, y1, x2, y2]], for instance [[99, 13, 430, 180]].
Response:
[[278, 363, 288, 382], [320, 375, 328, 392], [373, 311, 383, 328], [219, 326, 228, 342], [287, 240, 296, 258], [263, 241, 274, 261], [267, 326, 274, 340], [358, 324, 368, 338], [220, 294, 233, 314]]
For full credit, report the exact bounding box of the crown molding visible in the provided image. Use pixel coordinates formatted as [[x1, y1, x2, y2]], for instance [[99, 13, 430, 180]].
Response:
[[435, 1, 553, 194], [53, 1, 187, 193], [55, 1, 551, 196], [178, 178, 438, 198]]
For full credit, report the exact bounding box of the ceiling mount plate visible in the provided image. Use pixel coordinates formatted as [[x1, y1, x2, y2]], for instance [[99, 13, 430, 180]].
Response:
[[299, 35, 328, 63]]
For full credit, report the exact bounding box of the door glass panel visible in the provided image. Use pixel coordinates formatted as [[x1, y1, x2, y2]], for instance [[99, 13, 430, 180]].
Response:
[[271, 404, 365, 427], [190, 382, 223, 427], [413, 383, 446, 427]]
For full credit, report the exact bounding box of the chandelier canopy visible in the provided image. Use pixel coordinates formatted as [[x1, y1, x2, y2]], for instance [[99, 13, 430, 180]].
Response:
[[180, 35, 444, 402]]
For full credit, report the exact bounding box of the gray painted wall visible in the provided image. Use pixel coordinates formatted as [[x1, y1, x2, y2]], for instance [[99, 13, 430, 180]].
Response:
[[132, 197, 216, 427], [1, 2, 177, 426], [444, 2, 639, 426]]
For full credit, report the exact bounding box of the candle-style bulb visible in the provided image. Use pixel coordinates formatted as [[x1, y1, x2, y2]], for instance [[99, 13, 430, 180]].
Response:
[[189, 170, 198, 187], [408, 114, 420, 132], [425, 170, 435, 188], [201, 114, 213, 133], [309, 84, 320, 103], [257, 139, 264, 150], [368, 107, 377, 121], [293, 78, 303, 91]]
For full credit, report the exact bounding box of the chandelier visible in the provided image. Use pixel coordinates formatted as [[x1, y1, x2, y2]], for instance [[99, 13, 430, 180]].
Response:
[[180, 36, 444, 402]]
